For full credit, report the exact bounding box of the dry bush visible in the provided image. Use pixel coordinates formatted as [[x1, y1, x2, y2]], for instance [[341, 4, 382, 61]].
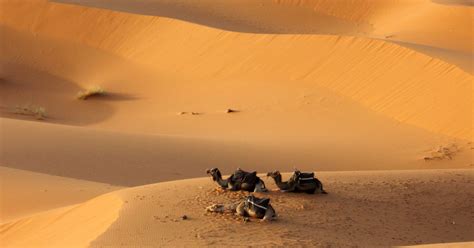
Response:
[[77, 86, 105, 100], [14, 105, 47, 120], [424, 144, 459, 161]]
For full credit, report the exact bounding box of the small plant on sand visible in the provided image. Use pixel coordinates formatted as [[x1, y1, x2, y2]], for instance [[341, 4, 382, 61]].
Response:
[[424, 144, 459, 161], [14, 104, 47, 120], [77, 86, 105, 100]]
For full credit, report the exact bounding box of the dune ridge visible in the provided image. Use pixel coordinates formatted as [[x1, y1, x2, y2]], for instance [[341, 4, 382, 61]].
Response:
[[50, 0, 473, 52]]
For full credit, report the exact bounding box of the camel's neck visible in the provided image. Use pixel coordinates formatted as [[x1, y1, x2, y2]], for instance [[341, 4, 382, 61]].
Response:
[[215, 175, 229, 188], [272, 175, 291, 190]]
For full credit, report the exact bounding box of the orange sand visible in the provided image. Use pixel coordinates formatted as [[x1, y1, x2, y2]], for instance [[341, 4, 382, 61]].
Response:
[[0, 0, 472, 247]]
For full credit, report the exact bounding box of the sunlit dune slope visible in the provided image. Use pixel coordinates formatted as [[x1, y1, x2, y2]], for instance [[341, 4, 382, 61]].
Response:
[[0, 193, 122, 248], [53, 0, 473, 52], [0, 166, 121, 223], [2, 170, 472, 247], [1, 0, 472, 141], [52, 0, 473, 71]]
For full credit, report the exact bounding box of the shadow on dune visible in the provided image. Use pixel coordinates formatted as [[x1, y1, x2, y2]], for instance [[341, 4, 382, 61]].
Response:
[[50, 1, 471, 74], [53, 0, 369, 35], [91, 92, 140, 102], [1, 118, 326, 186], [432, 0, 474, 6], [0, 63, 117, 126], [0, 26, 142, 126], [2, 114, 469, 188]]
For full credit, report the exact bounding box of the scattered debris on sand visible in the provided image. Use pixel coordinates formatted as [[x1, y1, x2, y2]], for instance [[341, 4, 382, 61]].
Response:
[[424, 144, 459, 161], [14, 105, 47, 120], [225, 108, 239, 113], [177, 111, 202, 115]]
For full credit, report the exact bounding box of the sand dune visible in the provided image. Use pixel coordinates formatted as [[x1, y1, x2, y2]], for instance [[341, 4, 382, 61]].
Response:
[[0, 166, 120, 223], [401, 242, 474, 248], [2, 170, 473, 247], [1, 0, 472, 141], [1, 0, 472, 247], [51, 0, 472, 50], [51, 0, 473, 70], [2, 117, 472, 187], [0, 192, 122, 248]]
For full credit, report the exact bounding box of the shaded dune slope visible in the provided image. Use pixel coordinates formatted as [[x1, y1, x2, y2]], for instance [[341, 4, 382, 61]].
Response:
[[1, 0, 472, 141], [2, 117, 472, 187]]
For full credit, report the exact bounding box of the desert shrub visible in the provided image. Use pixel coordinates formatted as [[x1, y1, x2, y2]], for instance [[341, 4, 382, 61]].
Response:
[[14, 105, 47, 120], [77, 86, 105, 100]]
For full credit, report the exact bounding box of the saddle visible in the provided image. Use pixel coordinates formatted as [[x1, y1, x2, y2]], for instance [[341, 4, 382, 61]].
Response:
[[230, 168, 259, 186], [244, 195, 270, 218], [291, 170, 315, 185]]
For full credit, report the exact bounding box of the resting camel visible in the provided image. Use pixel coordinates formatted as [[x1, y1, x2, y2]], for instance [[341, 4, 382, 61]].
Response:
[[206, 168, 267, 192], [267, 170, 327, 194], [206, 195, 276, 221]]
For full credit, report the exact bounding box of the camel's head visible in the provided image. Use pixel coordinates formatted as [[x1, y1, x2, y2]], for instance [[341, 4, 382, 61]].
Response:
[[206, 168, 222, 181], [266, 170, 281, 178]]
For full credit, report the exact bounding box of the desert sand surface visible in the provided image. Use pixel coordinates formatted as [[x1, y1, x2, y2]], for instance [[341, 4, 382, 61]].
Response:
[[0, 0, 473, 247], [0, 166, 120, 223], [2, 170, 473, 247]]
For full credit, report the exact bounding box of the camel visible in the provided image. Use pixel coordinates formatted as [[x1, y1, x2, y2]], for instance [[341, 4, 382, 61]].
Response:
[[206, 195, 276, 221], [266, 170, 327, 194], [206, 168, 267, 192]]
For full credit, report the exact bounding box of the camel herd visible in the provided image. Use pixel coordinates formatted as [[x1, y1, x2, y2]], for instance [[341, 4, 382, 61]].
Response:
[[205, 168, 327, 221]]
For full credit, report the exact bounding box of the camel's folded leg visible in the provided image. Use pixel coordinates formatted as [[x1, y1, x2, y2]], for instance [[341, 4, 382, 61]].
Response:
[[280, 186, 296, 193], [262, 205, 276, 221], [254, 180, 268, 192], [235, 201, 247, 217], [229, 183, 240, 191]]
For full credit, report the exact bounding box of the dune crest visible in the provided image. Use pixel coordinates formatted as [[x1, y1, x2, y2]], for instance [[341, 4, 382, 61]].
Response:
[[50, 0, 473, 53]]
